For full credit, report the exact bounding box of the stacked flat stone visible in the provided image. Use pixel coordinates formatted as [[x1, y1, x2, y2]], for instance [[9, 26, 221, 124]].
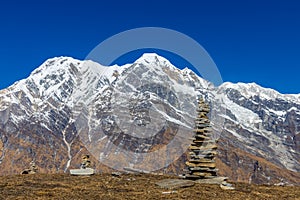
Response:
[[70, 154, 94, 175], [20, 161, 38, 174], [80, 155, 91, 169], [29, 161, 38, 173], [185, 98, 218, 179]]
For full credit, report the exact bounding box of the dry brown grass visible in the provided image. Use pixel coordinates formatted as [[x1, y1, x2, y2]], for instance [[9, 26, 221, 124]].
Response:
[[0, 173, 299, 200]]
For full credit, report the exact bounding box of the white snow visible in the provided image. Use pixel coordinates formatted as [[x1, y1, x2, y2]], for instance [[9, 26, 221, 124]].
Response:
[[62, 129, 72, 172], [223, 95, 262, 126], [224, 128, 245, 140], [220, 82, 300, 104], [152, 104, 192, 129], [288, 107, 299, 112], [269, 108, 286, 116], [135, 53, 175, 69]]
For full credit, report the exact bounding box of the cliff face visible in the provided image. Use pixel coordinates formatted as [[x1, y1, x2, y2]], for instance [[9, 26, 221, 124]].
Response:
[[0, 54, 299, 184]]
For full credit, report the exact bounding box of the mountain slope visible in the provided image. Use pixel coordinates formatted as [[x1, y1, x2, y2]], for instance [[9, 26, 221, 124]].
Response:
[[0, 54, 299, 185]]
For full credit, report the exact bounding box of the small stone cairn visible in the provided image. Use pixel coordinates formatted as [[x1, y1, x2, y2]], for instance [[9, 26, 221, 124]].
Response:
[[70, 154, 94, 175], [80, 155, 91, 169], [185, 97, 218, 179], [21, 161, 38, 174]]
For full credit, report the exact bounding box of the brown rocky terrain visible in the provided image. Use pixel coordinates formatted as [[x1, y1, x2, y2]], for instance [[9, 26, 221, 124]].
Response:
[[1, 130, 299, 186], [1, 134, 299, 186], [0, 173, 299, 200]]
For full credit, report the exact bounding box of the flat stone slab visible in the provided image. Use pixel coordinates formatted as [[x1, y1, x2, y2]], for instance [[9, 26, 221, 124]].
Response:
[[220, 182, 235, 190], [195, 177, 228, 184], [70, 168, 94, 176], [156, 179, 195, 189]]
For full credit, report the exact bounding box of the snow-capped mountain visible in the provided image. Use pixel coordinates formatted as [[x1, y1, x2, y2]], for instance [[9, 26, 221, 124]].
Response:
[[0, 53, 299, 184], [216, 82, 300, 184], [219, 82, 300, 170]]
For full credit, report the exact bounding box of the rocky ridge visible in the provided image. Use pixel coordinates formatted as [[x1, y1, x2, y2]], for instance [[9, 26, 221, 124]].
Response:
[[0, 53, 299, 185]]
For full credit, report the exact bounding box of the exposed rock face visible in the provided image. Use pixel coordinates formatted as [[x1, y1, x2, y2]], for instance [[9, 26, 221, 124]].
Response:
[[215, 83, 300, 184], [0, 53, 299, 185]]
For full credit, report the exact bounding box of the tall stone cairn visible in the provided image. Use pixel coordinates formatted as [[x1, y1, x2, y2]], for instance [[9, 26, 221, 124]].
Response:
[[185, 97, 218, 179]]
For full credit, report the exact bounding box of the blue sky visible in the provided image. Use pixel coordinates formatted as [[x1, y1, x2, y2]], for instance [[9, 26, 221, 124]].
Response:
[[0, 0, 299, 94]]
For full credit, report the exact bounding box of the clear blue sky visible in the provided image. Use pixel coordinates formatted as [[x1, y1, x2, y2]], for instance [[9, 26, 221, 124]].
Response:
[[0, 0, 299, 94]]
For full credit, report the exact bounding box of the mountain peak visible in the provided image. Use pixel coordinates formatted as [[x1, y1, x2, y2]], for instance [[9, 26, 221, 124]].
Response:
[[135, 53, 173, 66]]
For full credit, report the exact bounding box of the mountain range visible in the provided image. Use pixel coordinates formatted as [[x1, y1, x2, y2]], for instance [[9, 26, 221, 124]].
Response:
[[0, 53, 299, 185]]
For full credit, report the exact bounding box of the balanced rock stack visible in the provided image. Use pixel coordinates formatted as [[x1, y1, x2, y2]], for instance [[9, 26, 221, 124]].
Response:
[[81, 155, 91, 169], [20, 161, 38, 174], [70, 154, 94, 175], [185, 97, 218, 179]]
